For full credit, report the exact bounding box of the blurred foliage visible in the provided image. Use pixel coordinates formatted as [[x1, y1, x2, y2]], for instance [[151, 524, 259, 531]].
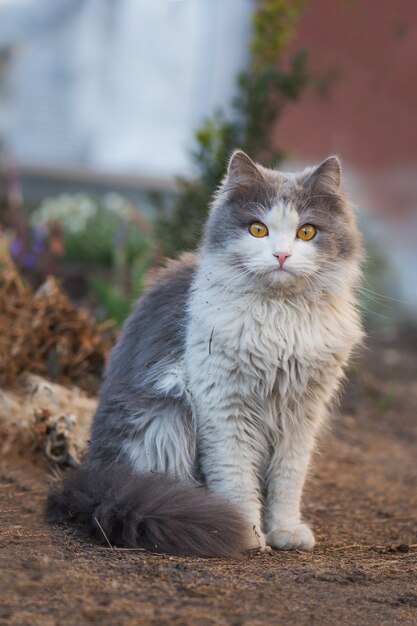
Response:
[[31, 193, 151, 269], [2, 189, 156, 326], [31, 193, 155, 324], [251, 0, 306, 67], [155, 0, 309, 256], [88, 276, 133, 327], [89, 249, 151, 326]]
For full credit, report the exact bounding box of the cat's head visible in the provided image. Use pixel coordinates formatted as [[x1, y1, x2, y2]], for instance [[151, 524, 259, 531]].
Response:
[[202, 150, 362, 295]]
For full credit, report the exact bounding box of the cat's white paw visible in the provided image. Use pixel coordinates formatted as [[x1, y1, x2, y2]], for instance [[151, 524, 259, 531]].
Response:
[[266, 523, 315, 551]]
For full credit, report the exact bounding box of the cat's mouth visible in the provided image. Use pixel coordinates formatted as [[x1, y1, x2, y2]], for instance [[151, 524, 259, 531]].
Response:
[[269, 266, 294, 275], [264, 266, 297, 284]]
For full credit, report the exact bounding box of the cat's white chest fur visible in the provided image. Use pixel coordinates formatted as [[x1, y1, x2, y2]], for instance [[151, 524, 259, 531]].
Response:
[[183, 259, 362, 549], [185, 263, 361, 424]]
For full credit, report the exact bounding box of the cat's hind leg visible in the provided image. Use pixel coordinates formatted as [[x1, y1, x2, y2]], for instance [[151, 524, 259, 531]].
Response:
[[120, 395, 197, 482], [51, 392, 253, 556]]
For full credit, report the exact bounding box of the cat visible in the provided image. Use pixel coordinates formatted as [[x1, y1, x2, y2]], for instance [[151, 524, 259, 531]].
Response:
[[46, 150, 363, 556]]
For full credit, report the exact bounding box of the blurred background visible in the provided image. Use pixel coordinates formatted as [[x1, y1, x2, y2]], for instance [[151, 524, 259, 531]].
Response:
[[0, 0, 416, 330]]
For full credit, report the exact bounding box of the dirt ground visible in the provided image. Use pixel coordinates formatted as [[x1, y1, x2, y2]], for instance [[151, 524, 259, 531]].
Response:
[[1, 331, 416, 626]]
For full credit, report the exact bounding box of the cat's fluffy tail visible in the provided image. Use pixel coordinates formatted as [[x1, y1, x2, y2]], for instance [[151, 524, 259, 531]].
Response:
[[46, 465, 250, 557]]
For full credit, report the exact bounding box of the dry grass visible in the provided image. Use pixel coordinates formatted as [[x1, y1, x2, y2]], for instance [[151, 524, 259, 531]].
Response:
[[0, 252, 115, 394]]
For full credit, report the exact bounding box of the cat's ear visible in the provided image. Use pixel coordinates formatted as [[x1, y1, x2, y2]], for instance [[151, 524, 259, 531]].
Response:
[[226, 150, 265, 187], [306, 156, 342, 193]]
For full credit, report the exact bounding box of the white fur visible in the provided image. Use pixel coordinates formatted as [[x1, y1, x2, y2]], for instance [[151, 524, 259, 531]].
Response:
[[183, 242, 362, 549], [122, 405, 196, 482]]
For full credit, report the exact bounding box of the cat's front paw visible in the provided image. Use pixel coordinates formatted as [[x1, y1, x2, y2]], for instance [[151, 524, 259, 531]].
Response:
[[266, 523, 315, 551]]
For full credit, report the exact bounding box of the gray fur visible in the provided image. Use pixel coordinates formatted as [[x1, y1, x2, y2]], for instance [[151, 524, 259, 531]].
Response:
[[87, 254, 197, 472], [46, 465, 249, 556]]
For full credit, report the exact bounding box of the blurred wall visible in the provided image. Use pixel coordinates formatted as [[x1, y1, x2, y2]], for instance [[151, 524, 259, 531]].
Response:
[[275, 0, 416, 170], [0, 0, 254, 177]]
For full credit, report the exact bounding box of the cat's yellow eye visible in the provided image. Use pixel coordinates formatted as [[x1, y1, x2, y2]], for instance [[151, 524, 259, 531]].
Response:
[[297, 224, 316, 241], [249, 222, 269, 238]]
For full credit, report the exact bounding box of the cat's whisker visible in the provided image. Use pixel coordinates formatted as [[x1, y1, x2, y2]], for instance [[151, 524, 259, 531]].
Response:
[[359, 285, 408, 305]]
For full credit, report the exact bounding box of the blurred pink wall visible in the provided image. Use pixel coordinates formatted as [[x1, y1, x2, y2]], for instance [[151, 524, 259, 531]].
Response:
[[276, 0, 416, 170]]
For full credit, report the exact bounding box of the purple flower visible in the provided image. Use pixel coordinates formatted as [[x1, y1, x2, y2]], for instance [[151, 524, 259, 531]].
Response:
[[9, 237, 23, 258], [21, 251, 36, 268]]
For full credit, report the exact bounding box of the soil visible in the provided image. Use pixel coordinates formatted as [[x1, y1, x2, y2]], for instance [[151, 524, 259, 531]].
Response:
[[1, 331, 416, 626]]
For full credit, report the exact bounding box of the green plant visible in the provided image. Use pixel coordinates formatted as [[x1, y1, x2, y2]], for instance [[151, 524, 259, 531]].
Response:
[[89, 243, 152, 326], [30, 192, 155, 324], [31, 193, 151, 268], [155, 0, 308, 256]]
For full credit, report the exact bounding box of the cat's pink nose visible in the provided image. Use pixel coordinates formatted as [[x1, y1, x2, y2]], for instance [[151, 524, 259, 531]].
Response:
[[273, 251, 291, 266]]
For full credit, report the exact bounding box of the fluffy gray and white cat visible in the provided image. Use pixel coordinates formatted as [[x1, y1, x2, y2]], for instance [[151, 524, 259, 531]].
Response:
[[47, 151, 363, 556]]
